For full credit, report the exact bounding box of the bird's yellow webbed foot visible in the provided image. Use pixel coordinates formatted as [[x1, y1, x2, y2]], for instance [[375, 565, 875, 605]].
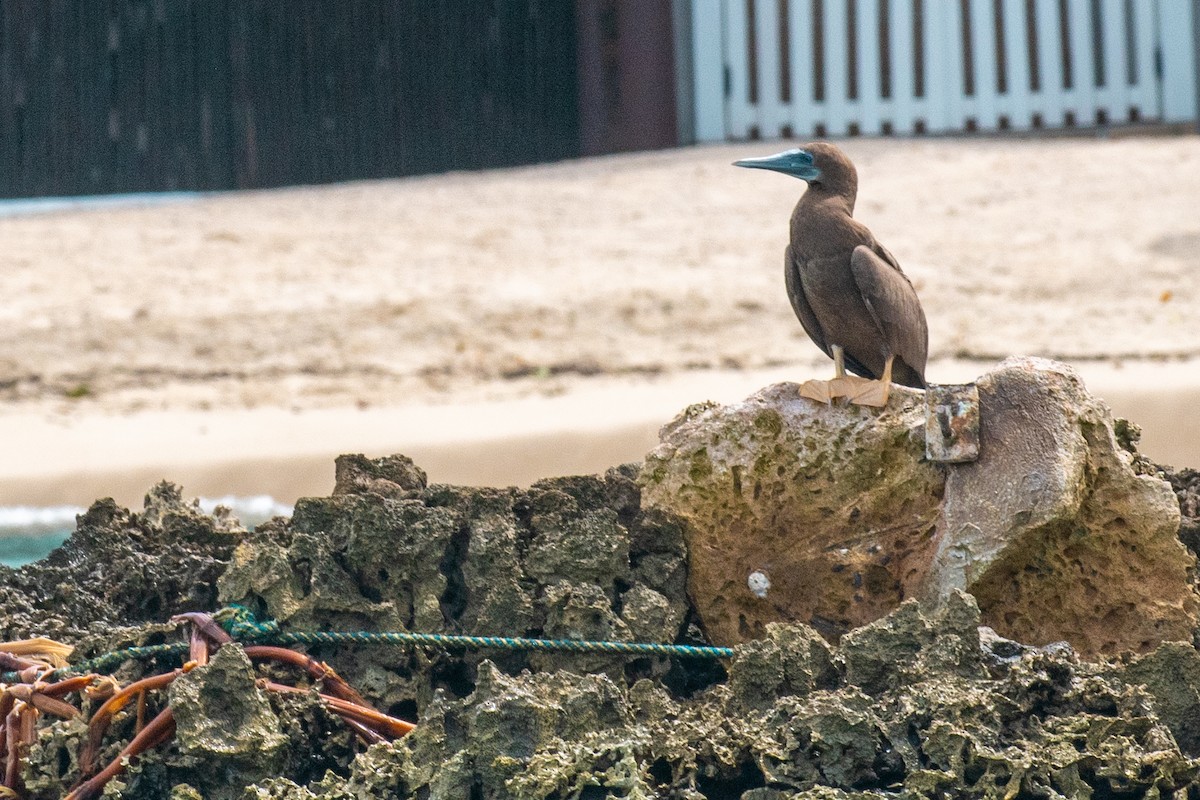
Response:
[[799, 375, 876, 404], [846, 379, 891, 407], [799, 352, 897, 407], [799, 345, 863, 404], [847, 354, 895, 407], [798, 379, 835, 404]]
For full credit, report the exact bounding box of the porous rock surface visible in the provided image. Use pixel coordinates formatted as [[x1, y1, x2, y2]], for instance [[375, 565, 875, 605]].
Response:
[[1167, 466, 1200, 558], [640, 382, 940, 645], [4, 447, 1200, 798], [11, 458, 697, 798], [217, 455, 693, 697], [168, 645, 289, 798], [246, 593, 1200, 799], [0, 482, 242, 644], [642, 357, 1199, 656], [937, 358, 1197, 655]]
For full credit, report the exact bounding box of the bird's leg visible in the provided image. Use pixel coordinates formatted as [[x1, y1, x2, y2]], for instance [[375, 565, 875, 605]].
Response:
[[827, 345, 874, 400], [800, 346, 844, 403], [801, 345, 876, 404], [849, 354, 894, 407]]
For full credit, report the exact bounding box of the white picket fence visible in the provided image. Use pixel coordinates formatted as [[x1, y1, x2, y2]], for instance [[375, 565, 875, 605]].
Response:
[[691, 0, 1199, 140]]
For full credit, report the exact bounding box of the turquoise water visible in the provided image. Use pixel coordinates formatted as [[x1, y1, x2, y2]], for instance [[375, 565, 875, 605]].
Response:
[[0, 532, 71, 568], [0, 496, 292, 568]]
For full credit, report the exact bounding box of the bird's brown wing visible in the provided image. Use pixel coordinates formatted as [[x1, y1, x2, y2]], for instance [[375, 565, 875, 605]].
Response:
[[784, 244, 832, 360], [848, 245, 929, 385]]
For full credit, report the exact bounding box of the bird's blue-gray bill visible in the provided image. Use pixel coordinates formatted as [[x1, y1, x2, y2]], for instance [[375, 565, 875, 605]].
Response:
[[732, 148, 822, 181]]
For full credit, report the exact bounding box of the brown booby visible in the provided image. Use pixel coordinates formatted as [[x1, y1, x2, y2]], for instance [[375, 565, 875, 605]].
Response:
[[734, 143, 928, 407]]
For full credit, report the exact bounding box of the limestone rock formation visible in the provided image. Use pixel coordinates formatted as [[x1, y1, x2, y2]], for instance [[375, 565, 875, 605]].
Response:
[[217, 460, 693, 700], [0, 482, 243, 644], [1119, 642, 1200, 756], [332, 452, 429, 498], [937, 358, 1198, 655], [1167, 466, 1200, 557], [641, 357, 1199, 656], [640, 382, 942, 646], [244, 594, 1200, 800], [169, 645, 289, 798], [6, 456, 1200, 797]]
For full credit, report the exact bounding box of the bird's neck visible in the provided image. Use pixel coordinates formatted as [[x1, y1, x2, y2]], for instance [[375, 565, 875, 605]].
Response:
[[791, 184, 863, 258], [800, 183, 857, 217]]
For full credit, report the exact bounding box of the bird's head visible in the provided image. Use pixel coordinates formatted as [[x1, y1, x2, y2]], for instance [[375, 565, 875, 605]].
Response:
[[733, 142, 857, 196]]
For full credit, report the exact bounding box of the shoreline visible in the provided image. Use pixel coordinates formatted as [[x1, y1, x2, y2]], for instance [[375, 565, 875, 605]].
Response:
[[3, 357, 1197, 511]]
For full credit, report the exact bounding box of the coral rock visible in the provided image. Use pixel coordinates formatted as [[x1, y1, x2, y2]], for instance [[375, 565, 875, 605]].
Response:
[[936, 358, 1198, 655], [313, 598, 1200, 800], [1120, 641, 1200, 756], [219, 460, 691, 702], [169, 645, 288, 796], [640, 382, 943, 646], [642, 357, 1199, 657], [333, 453, 428, 498]]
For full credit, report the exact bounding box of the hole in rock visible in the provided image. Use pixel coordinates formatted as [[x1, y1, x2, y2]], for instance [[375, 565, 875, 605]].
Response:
[[624, 656, 663, 686], [661, 615, 728, 699], [389, 698, 418, 721], [649, 758, 673, 786], [696, 758, 766, 798], [438, 524, 471, 622], [431, 659, 475, 699]]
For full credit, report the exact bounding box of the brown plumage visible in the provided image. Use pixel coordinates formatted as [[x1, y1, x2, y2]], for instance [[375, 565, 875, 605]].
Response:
[[735, 142, 928, 397]]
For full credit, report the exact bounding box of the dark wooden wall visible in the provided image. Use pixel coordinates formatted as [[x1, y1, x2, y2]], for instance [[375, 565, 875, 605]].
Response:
[[0, 1, 580, 198]]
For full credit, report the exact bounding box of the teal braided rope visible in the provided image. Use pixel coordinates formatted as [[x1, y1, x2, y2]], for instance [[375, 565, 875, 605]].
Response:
[[222, 605, 734, 659], [64, 642, 191, 676], [261, 629, 731, 658], [0, 607, 732, 682]]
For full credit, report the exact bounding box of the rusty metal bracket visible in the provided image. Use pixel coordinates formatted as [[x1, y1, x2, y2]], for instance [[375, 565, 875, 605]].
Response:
[[925, 384, 981, 463]]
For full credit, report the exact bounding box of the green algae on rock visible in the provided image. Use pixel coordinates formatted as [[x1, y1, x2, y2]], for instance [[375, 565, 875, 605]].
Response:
[[641, 381, 941, 648]]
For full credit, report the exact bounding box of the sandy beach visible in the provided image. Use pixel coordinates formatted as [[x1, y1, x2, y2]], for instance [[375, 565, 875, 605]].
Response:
[[3, 134, 1199, 508]]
